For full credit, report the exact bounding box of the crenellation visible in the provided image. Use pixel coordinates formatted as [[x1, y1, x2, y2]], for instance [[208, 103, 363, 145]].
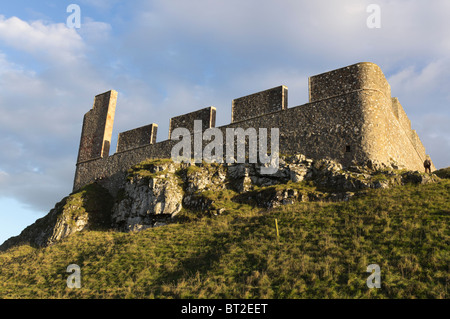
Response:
[[231, 85, 287, 123], [117, 123, 158, 153], [73, 63, 433, 193], [168, 106, 216, 139]]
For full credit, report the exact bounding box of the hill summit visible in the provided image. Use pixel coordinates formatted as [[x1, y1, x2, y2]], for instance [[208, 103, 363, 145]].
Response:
[[0, 156, 448, 299], [0, 155, 442, 251]]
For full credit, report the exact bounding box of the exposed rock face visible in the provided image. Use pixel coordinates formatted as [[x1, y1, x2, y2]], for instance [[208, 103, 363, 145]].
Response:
[[111, 169, 183, 232], [0, 184, 113, 251], [111, 155, 441, 228], [48, 203, 90, 244], [0, 154, 441, 251]]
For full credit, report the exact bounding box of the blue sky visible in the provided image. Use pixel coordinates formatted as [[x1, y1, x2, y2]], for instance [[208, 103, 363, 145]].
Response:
[[1, 0, 449, 245]]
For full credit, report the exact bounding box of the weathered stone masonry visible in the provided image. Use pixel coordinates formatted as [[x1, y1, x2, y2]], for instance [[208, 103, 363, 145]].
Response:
[[76, 90, 117, 163], [168, 106, 216, 139], [116, 124, 158, 153], [231, 85, 287, 123], [73, 62, 434, 194]]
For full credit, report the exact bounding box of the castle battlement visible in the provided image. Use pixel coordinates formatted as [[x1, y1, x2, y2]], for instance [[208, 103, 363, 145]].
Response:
[[73, 62, 433, 194]]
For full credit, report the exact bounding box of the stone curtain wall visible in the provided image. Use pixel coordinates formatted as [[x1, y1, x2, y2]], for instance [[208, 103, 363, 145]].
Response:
[[363, 90, 429, 171], [76, 90, 117, 163], [74, 138, 178, 195], [411, 130, 426, 160], [391, 98, 412, 135], [390, 98, 427, 165], [73, 63, 432, 193], [231, 86, 288, 123], [116, 124, 158, 153], [73, 92, 370, 194]]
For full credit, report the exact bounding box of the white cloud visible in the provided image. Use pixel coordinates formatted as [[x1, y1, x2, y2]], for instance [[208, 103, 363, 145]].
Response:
[[0, 15, 114, 213], [0, 15, 85, 64]]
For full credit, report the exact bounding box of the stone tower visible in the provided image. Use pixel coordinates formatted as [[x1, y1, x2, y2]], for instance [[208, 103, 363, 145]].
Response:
[[76, 90, 117, 164]]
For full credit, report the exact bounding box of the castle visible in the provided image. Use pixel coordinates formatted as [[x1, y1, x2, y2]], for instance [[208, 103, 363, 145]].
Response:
[[73, 62, 434, 194]]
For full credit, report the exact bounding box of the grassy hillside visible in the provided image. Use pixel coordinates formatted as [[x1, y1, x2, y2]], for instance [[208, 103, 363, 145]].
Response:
[[0, 178, 449, 299]]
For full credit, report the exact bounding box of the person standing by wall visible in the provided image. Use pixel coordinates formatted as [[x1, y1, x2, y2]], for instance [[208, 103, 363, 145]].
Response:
[[424, 155, 432, 174]]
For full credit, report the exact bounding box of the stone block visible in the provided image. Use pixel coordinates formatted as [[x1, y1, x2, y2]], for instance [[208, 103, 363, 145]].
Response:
[[168, 106, 216, 138], [231, 85, 287, 123], [117, 123, 158, 153]]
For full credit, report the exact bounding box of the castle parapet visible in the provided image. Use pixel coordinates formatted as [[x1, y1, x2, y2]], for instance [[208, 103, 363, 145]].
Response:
[[117, 123, 158, 153], [231, 85, 288, 123], [308, 62, 391, 102], [76, 90, 117, 164]]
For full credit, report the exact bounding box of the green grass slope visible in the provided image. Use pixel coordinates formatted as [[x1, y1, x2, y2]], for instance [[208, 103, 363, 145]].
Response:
[[0, 179, 449, 299]]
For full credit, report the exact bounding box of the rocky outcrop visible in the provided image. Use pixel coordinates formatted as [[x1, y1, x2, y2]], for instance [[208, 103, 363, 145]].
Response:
[[1, 154, 441, 251], [111, 155, 441, 228], [111, 161, 183, 232], [0, 183, 113, 251]]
